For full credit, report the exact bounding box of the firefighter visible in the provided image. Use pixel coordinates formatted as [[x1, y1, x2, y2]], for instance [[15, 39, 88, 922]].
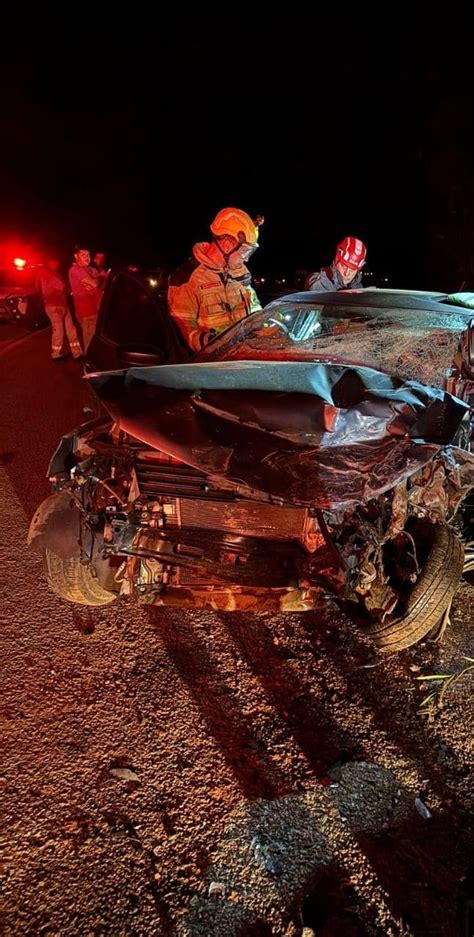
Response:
[[37, 258, 83, 360], [305, 236, 367, 292], [168, 208, 262, 351]]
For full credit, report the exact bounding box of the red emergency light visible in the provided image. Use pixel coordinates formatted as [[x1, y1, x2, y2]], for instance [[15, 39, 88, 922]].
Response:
[[13, 257, 27, 270]]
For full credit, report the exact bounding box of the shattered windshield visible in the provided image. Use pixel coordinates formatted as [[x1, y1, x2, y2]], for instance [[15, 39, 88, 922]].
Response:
[[200, 299, 468, 387]]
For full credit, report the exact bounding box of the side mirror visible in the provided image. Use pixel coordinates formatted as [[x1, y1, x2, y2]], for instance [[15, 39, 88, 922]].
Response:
[[118, 346, 164, 367]]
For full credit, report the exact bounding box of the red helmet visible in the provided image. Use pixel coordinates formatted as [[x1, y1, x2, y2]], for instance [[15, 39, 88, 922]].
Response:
[[335, 236, 367, 271]]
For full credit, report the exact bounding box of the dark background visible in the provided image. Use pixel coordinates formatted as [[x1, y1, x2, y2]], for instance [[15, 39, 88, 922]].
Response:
[[0, 20, 473, 290]]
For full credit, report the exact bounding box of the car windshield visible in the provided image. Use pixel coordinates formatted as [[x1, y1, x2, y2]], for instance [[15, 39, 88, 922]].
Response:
[[198, 298, 469, 387]]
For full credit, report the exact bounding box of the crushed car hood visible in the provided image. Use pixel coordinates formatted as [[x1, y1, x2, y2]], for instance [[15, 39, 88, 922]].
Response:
[[87, 360, 472, 508]]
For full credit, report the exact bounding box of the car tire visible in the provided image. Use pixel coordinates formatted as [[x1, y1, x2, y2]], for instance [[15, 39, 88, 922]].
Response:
[[356, 522, 464, 653], [43, 548, 117, 607]]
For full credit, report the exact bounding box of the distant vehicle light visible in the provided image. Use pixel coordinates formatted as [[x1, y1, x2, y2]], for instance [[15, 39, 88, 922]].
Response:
[[13, 257, 27, 270], [149, 278, 158, 288]]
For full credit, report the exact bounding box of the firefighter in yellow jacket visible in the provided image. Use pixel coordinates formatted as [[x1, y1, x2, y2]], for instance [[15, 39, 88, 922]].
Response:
[[168, 208, 262, 351]]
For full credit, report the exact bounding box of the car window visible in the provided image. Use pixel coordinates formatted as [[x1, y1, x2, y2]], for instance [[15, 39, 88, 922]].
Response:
[[100, 273, 169, 349]]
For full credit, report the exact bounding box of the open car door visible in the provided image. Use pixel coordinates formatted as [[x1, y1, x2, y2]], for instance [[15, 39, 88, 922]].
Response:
[[86, 270, 189, 372]]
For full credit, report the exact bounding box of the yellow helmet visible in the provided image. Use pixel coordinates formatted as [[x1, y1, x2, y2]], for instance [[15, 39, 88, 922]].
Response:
[[210, 207, 259, 246]]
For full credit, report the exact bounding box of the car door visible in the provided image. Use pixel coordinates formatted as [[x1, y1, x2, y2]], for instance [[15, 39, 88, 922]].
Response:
[[86, 270, 189, 371]]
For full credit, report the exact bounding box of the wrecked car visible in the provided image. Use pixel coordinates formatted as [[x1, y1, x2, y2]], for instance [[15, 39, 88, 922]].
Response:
[[29, 270, 474, 652]]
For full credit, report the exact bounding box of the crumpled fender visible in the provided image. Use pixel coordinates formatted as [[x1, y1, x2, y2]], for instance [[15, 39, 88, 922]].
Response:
[[28, 491, 84, 559]]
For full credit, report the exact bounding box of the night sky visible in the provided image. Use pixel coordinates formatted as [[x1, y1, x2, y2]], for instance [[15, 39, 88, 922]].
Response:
[[1, 21, 472, 290]]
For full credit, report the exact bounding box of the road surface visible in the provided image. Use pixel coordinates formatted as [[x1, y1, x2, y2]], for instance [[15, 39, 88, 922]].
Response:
[[1, 330, 473, 935]]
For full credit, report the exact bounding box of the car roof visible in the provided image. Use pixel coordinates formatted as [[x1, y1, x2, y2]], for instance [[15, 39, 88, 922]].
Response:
[[273, 287, 470, 315]]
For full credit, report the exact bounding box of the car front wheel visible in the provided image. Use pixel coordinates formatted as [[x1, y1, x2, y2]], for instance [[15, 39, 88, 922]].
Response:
[[43, 549, 117, 607], [355, 521, 464, 653]]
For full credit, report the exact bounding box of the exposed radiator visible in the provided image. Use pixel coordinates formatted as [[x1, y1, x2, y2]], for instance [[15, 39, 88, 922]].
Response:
[[178, 499, 308, 542], [135, 456, 229, 502], [134, 450, 310, 545]]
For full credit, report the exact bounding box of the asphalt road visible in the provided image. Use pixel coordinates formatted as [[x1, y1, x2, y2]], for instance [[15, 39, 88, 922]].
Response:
[[1, 330, 473, 936], [0, 321, 42, 354]]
